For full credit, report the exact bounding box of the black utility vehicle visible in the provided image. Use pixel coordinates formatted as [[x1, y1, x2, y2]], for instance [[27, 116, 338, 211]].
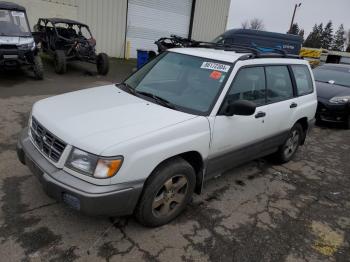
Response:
[[34, 18, 109, 75], [0, 1, 43, 79]]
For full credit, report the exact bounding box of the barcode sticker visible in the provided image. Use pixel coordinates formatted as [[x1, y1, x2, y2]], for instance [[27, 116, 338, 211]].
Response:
[[201, 62, 230, 72]]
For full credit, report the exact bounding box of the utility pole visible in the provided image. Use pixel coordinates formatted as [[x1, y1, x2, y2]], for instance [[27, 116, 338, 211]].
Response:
[[289, 3, 302, 33]]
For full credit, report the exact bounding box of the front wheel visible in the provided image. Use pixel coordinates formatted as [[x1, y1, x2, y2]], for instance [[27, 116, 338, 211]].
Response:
[[96, 53, 109, 75], [33, 55, 44, 80], [274, 123, 303, 163], [135, 158, 196, 227]]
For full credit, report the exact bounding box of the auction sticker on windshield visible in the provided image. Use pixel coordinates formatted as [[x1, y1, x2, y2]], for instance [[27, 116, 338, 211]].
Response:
[[12, 11, 25, 17], [201, 62, 230, 73]]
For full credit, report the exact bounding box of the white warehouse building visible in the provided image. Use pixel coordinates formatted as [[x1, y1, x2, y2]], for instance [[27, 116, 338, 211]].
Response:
[[9, 0, 231, 58]]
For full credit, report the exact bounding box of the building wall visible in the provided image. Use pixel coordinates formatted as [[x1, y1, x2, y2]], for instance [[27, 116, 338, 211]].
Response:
[[77, 0, 127, 58], [10, 0, 230, 57], [191, 0, 231, 42]]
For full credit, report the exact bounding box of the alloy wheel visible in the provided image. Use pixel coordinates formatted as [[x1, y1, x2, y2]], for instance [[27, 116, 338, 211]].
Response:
[[152, 175, 188, 217], [284, 130, 300, 159]]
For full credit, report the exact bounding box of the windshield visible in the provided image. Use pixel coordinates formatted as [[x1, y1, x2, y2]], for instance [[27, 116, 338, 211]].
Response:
[[313, 66, 350, 88], [0, 9, 30, 36], [124, 52, 232, 115]]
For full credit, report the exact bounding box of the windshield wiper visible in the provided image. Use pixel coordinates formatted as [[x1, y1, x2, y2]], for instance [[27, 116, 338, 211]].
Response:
[[136, 91, 177, 109], [116, 82, 136, 94]]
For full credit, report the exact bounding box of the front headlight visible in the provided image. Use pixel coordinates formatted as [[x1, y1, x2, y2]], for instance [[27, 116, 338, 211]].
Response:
[[329, 96, 350, 104], [18, 41, 35, 51], [66, 148, 123, 179]]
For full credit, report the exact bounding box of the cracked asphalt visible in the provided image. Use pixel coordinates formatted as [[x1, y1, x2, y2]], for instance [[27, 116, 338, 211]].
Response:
[[0, 60, 350, 261]]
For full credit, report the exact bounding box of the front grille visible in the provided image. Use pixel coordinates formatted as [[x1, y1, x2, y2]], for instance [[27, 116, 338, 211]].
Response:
[[0, 44, 18, 49], [30, 117, 67, 162]]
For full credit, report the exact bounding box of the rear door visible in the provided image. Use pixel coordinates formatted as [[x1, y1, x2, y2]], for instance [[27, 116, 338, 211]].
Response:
[[260, 65, 299, 150]]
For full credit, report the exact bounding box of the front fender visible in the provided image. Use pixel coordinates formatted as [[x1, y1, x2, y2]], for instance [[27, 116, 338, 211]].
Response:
[[103, 117, 211, 184]]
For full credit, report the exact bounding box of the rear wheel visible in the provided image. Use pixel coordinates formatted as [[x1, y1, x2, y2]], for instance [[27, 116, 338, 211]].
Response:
[[33, 55, 44, 80], [135, 158, 195, 227], [54, 50, 66, 74], [274, 123, 303, 163], [96, 53, 109, 75]]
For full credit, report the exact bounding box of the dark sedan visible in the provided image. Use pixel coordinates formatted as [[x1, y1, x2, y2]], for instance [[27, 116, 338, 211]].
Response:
[[313, 64, 350, 129]]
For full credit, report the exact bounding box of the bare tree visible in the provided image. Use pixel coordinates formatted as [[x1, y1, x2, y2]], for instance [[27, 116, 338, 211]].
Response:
[[241, 18, 265, 30], [250, 18, 265, 30], [241, 20, 249, 29]]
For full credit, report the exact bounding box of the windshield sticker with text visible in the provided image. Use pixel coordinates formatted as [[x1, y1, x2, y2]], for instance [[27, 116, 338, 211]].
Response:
[[12, 11, 25, 17], [201, 62, 230, 72]]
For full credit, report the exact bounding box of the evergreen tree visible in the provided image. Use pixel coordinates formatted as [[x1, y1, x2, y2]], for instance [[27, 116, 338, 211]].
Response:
[[288, 23, 305, 41], [346, 30, 350, 52], [347, 45, 350, 52], [332, 24, 346, 51], [304, 24, 322, 48], [299, 29, 305, 41], [289, 23, 300, 35], [321, 21, 333, 49]]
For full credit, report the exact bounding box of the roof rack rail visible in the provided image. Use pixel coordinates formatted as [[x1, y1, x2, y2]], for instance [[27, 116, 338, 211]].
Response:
[[154, 35, 302, 59]]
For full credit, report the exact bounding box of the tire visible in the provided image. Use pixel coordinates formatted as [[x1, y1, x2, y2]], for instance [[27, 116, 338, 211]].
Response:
[[274, 123, 303, 163], [33, 55, 44, 80], [54, 50, 66, 74], [96, 53, 109, 75], [135, 158, 196, 227]]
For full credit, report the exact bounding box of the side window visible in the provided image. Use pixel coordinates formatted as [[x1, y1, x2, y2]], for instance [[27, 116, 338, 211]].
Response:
[[266, 66, 293, 103], [226, 67, 266, 106], [291, 65, 313, 96]]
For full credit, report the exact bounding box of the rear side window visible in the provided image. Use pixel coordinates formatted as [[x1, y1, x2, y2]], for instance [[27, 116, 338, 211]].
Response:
[[266, 66, 293, 103], [227, 67, 266, 106], [291, 65, 313, 96]]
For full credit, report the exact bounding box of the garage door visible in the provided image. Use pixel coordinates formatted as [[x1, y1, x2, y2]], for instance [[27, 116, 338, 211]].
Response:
[[126, 0, 192, 58]]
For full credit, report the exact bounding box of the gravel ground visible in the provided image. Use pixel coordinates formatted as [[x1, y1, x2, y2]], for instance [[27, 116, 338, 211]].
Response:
[[0, 60, 349, 261]]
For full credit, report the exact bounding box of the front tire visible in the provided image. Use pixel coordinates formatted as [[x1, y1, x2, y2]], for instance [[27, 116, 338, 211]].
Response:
[[135, 158, 196, 227], [274, 123, 303, 163], [54, 50, 66, 74], [33, 55, 44, 80], [96, 53, 109, 75]]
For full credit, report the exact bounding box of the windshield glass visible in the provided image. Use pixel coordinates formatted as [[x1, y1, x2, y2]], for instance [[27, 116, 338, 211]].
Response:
[[0, 9, 30, 36], [124, 52, 232, 115], [313, 66, 350, 88]]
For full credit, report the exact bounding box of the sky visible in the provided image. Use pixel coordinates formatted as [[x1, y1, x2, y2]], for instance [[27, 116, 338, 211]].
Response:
[[227, 0, 350, 38]]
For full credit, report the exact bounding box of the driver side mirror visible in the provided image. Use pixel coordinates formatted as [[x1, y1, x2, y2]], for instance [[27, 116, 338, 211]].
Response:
[[223, 100, 256, 116]]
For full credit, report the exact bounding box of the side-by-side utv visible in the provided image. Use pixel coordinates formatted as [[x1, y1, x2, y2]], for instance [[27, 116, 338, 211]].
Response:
[[34, 18, 109, 75], [0, 1, 43, 79]]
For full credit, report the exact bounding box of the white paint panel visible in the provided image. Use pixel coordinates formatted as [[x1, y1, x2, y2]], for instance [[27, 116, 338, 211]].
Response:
[[127, 0, 192, 58]]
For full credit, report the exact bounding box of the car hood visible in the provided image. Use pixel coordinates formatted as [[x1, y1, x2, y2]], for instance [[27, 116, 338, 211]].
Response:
[[316, 81, 350, 99], [0, 36, 34, 45], [32, 85, 198, 154]]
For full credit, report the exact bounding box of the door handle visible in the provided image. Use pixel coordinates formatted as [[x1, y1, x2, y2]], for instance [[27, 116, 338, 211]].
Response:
[[255, 111, 266, 118], [290, 102, 298, 108]]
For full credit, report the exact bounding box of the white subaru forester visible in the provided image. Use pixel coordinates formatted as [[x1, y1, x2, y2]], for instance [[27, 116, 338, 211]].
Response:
[[17, 47, 317, 227]]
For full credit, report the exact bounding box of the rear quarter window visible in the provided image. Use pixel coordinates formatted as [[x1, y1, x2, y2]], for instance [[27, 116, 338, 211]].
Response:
[[291, 65, 313, 96]]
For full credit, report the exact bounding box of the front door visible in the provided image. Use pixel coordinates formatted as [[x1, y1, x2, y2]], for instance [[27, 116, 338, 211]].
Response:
[[207, 66, 269, 176]]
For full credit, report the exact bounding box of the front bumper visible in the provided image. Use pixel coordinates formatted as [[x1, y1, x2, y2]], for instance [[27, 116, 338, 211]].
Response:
[[0, 49, 33, 67], [316, 99, 349, 123], [17, 128, 143, 216]]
